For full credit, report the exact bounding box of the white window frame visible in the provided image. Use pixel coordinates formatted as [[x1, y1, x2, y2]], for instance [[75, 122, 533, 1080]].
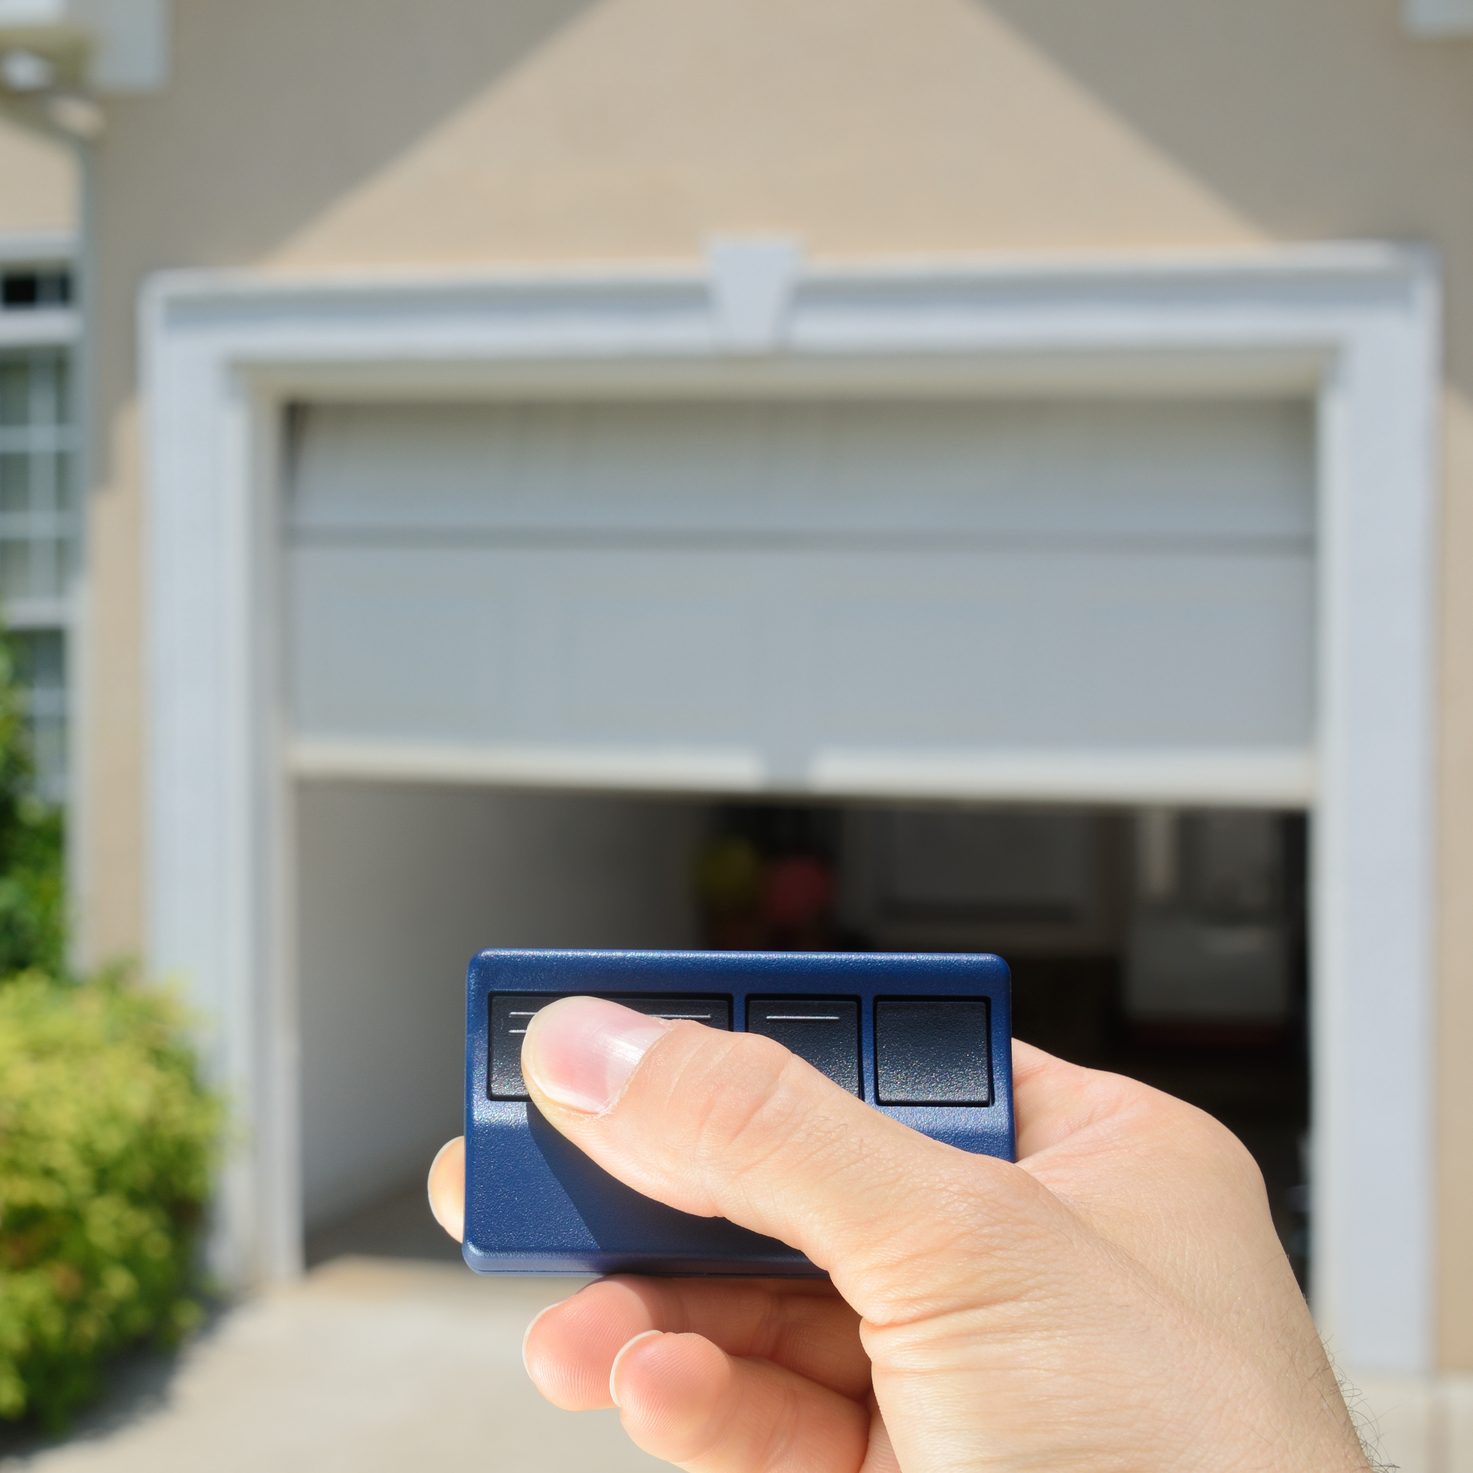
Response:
[[0, 230, 78, 808], [142, 241, 1439, 1381]]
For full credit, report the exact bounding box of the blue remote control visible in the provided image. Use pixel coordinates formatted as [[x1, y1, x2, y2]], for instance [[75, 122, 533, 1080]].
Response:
[[463, 949, 1014, 1276]]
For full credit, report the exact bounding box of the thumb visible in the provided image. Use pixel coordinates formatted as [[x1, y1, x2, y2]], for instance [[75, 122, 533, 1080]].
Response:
[[521, 995, 1041, 1318]]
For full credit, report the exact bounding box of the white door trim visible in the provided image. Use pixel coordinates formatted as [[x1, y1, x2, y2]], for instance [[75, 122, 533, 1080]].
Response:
[[142, 239, 1440, 1378]]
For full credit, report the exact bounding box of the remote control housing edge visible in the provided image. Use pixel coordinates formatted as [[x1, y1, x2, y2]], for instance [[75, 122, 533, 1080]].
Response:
[[463, 949, 1014, 1277]]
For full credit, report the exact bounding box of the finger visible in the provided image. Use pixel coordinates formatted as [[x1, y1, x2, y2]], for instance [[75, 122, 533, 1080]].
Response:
[[427, 1136, 465, 1241], [1011, 1041, 1128, 1159], [521, 996, 1040, 1317], [524, 1276, 870, 1410], [609, 1329, 871, 1473], [1013, 1041, 1290, 1328]]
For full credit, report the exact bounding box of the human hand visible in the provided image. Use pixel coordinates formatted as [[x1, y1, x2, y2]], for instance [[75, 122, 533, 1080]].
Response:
[[428, 995, 1371, 1472]]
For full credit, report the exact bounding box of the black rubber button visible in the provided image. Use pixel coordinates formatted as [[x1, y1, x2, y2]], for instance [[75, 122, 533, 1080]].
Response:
[[874, 998, 992, 1106], [746, 997, 861, 1095], [488, 994, 731, 1099]]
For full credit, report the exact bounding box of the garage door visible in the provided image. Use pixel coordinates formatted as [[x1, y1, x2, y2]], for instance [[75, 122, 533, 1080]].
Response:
[[286, 396, 1314, 801]]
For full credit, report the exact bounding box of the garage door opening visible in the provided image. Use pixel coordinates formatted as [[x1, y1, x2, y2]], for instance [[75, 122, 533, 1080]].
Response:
[[145, 249, 1438, 1368], [296, 783, 1309, 1284]]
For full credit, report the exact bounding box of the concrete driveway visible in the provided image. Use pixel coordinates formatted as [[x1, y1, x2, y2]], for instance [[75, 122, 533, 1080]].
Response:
[[4, 1238, 1445, 1472], [1, 1259, 663, 1473]]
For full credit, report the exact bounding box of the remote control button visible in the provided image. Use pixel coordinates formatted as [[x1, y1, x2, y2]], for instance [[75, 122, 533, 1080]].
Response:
[[488, 994, 732, 1099], [874, 999, 992, 1106], [746, 997, 861, 1095]]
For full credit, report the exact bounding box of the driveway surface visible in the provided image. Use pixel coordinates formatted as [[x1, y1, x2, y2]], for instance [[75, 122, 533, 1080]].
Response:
[[1, 1258, 663, 1473]]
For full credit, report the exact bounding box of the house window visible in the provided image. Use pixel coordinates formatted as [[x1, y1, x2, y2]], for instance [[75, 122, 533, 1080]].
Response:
[[8, 628, 67, 805], [0, 256, 78, 806], [0, 268, 71, 310]]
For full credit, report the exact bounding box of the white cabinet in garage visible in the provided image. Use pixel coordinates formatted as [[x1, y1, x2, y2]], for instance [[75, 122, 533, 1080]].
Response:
[[285, 396, 1314, 802]]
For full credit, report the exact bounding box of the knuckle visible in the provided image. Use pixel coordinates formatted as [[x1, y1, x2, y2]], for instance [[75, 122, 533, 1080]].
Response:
[[1180, 1097, 1255, 1162], [843, 1155, 1054, 1323], [1206, 1119, 1269, 1199], [926, 1151, 1048, 1245], [678, 1031, 808, 1175], [1157, 1096, 1270, 1205]]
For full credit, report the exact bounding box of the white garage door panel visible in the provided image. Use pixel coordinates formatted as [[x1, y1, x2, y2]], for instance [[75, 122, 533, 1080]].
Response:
[[288, 395, 1314, 795], [291, 399, 1314, 543], [290, 545, 1312, 754]]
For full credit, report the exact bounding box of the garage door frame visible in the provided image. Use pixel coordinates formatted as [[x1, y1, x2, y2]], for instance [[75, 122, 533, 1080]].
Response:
[[141, 240, 1440, 1379]]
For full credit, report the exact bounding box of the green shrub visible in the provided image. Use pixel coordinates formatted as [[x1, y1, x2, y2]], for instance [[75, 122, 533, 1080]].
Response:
[[0, 970, 224, 1428], [0, 629, 66, 979], [0, 803, 65, 980]]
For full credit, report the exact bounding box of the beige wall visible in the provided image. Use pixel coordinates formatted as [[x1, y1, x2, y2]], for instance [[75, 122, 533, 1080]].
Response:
[[0, 109, 73, 237], [84, 0, 1473, 1367]]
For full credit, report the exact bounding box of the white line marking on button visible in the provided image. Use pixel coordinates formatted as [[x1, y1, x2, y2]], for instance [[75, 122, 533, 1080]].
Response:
[[765, 1014, 840, 1022]]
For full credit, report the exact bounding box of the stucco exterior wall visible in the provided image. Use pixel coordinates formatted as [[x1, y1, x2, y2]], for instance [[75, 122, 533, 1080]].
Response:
[[83, 0, 1473, 1369], [0, 110, 73, 237]]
